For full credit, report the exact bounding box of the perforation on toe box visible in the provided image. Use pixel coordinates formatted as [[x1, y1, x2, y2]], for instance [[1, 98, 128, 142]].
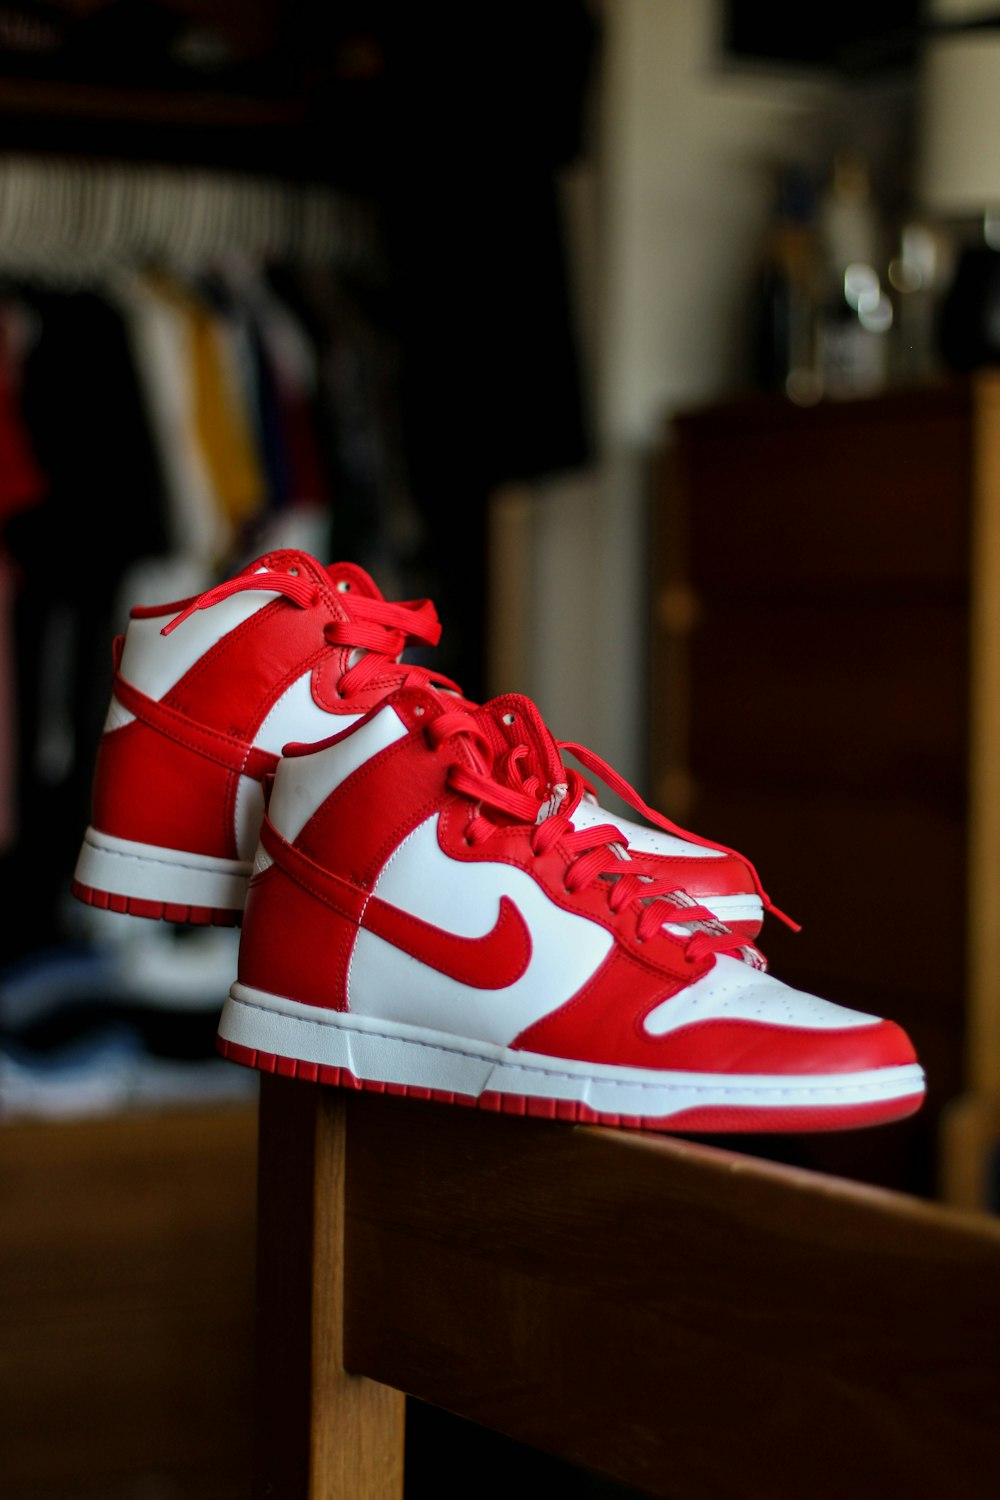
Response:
[[643, 955, 878, 1037]]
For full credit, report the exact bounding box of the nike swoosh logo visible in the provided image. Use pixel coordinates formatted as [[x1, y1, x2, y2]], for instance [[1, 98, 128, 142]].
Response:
[[259, 816, 532, 989], [361, 890, 531, 988]]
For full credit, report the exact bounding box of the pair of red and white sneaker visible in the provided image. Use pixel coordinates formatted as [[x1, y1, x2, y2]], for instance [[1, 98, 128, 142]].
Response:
[[73, 549, 925, 1133]]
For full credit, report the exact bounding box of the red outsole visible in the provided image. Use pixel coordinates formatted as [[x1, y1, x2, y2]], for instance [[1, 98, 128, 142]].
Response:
[[215, 1035, 924, 1134], [72, 879, 241, 928]]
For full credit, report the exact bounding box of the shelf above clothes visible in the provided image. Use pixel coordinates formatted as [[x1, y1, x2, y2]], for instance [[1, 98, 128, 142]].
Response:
[[0, 0, 343, 178]]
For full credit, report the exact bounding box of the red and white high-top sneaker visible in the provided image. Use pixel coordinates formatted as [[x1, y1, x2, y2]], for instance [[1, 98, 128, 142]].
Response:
[[72, 549, 471, 925], [217, 688, 925, 1133], [72, 549, 772, 934]]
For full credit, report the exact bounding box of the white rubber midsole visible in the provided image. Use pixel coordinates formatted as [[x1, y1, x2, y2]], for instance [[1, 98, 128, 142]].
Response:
[[74, 826, 251, 910], [219, 985, 926, 1117]]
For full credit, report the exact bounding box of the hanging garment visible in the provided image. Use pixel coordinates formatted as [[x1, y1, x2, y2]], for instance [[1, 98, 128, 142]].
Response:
[[1, 285, 172, 960], [108, 267, 232, 571], [219, 259, 330, 514], [185, 277, 268, 532], [0, 296, 48, 854], [0, 298, 47, 526]]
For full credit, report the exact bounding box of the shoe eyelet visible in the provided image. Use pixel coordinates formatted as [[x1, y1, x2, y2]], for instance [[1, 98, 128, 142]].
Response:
[[502, 712, 516, 725], [336, 579, 352, 593], [288, 566, 299, 576]]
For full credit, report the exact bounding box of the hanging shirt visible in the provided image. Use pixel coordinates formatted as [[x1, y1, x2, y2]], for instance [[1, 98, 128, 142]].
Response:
[[186, 283, 268, 531], [108, 267, 232, 569]]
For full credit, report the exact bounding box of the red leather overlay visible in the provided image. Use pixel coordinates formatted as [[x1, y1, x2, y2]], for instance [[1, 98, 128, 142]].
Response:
[[514, 956, 916, 1074], [290, 705, 458, 887], [260, 816, 532, 989], [113, 672, 279, 781], [163, 595, 331, 738], [238, 862, 357, 1010], [90, 717, 238, 857]]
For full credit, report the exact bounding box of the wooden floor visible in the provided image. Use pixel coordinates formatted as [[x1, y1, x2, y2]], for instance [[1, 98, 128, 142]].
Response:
[[0, 1100, 258, 1500], [0, 1094, 640, 1499]]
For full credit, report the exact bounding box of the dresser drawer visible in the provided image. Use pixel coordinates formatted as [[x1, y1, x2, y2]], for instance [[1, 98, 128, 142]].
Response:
[[678, 785, 966, 1019], [672, 384, 973, 594], [678, 599, 969, 801]]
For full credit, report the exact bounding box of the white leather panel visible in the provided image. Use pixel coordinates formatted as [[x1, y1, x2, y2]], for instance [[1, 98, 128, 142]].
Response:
[[118, 590, 280, 700], [347, 812, 614, 1044], [643, 954, 878, 1036], [103, 696, 135, 733], [254, 670, 359, 755], [576, 796, 724, 859], [268, 704, 410, 843]]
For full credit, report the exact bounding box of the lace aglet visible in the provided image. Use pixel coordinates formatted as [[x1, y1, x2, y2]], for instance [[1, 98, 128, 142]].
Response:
[[766, 899, 802, 934], [161, 602, 199, 636]]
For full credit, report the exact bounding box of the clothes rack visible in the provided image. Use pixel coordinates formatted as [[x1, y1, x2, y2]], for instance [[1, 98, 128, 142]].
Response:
[[0, 153, 377, 277]]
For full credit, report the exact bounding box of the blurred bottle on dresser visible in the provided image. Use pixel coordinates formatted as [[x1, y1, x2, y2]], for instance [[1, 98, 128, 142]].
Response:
[[814, 149, 894, 398], [752, 162, 823, 404]]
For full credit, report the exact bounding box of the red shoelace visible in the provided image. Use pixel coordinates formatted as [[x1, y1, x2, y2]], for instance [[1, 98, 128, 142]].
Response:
[[161, 566, 468, 699], [427, 710, 754, 968], [496, 735, 798, 934]]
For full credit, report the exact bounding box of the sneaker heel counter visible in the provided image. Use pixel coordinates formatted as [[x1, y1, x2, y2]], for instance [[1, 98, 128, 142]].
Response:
[[238, 867, 353, 1011], [91, 716, 238, 858]]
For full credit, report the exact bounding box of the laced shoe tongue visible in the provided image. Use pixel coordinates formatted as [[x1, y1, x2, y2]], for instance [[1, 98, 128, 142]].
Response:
[[244, 550, 388, 624], [323, 560, 387, 601], [245, 548, 331, 590], [247, 550, 386, 602], [474, 693, 570, 816]]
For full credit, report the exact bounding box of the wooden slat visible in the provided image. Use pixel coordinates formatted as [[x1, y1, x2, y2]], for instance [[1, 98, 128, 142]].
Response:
[[486, 483, 535, 700], [968, 371, 1000, 1098], [339, 1092, 1000, 1500], [939, 1091, 1000, 1212], [253, 1076, 405, 1500]]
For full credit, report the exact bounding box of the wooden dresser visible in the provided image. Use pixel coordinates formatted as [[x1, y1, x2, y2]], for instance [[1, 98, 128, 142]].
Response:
[[650, 374, 1000, 1208]]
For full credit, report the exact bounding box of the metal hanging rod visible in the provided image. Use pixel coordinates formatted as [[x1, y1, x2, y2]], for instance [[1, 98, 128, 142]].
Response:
[[0, 153, 378, 276]]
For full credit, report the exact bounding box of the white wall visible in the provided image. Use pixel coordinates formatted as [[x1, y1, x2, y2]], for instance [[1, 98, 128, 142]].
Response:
[[498, 0, 839, 802]]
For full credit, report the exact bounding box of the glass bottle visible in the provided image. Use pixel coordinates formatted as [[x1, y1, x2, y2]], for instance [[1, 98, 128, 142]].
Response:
[[815, 150, 893, 398]]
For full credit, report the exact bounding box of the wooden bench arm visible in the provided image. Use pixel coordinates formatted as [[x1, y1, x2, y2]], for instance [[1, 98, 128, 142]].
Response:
[[255, 1076, 1000, 1499]]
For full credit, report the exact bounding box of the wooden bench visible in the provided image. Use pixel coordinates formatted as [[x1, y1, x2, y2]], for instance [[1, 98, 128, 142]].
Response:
[[254, 1075, 1000, 1499]]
